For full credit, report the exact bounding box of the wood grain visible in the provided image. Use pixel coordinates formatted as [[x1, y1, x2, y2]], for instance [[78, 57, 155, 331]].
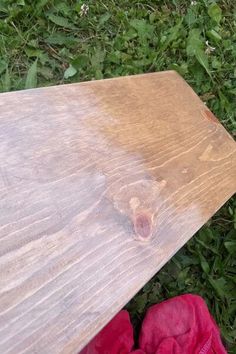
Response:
[[0, 71, 235, 354]]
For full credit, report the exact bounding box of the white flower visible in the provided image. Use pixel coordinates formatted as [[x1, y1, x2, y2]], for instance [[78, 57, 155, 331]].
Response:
[[80, 3, 89, 17], [191, 1, 197, 5], [205, 40, 216, 54]]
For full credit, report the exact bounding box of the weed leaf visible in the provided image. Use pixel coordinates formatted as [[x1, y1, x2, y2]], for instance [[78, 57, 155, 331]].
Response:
[[208, 3, 222, 24], [64, 64, 77, 79]]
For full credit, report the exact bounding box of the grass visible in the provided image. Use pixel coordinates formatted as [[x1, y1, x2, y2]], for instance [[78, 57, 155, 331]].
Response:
[[0, 0, 236, 351]]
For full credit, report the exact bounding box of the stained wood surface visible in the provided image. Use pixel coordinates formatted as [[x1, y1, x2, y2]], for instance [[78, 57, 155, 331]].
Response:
[[0, 71, 236, 354]]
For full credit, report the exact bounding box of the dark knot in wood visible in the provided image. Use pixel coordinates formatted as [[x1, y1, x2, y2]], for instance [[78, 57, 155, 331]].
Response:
[[133, 212, 152, 241]]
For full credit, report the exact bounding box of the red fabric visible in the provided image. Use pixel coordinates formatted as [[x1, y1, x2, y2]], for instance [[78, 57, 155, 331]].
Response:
[[80, 310, 136, 354], [80, 294, 227, 354], [139, 294, 226, 354]]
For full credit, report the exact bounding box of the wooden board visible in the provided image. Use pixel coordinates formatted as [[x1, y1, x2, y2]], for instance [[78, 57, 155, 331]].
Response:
[[0, 71, 235, 354]]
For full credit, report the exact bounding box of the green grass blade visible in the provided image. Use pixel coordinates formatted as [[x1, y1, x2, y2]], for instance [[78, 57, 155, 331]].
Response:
[[25, 59, 38, 89]]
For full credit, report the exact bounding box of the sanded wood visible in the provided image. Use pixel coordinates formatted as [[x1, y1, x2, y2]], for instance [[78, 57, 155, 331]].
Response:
[[0, 71, 235, 354]]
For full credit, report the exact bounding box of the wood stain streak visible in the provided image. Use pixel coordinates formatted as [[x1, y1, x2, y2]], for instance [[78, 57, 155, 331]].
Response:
[[0, 71, 235, 354], [202, 109, 219, 124]]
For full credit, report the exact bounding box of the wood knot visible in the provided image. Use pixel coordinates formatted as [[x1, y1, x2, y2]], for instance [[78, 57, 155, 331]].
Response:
[[111, 179, 166, 242], [133, 212, 152, 241]]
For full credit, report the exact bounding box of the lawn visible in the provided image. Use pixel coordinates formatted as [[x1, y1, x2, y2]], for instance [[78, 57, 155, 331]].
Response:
[[0, 0, 236, 351]]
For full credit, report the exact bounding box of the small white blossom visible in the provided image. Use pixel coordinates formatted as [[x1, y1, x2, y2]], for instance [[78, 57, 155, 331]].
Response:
[[80, 3, 89, 17], [191, 1, 197, 5], [205, 40, 216, 54]]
